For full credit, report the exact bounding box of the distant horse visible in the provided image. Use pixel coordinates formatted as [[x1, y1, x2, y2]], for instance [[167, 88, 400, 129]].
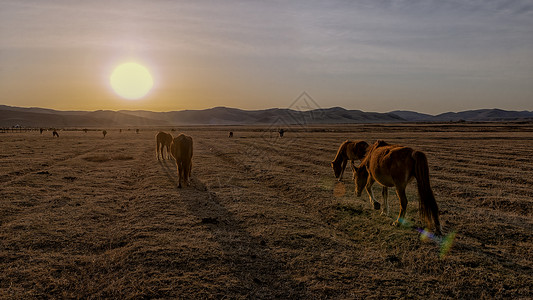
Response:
[[229, 131, 233, 138], [52, 130, 59, 137], [279, 129, 284, 138], [170, 134, 193, 188], [156, 131, 173, 160], [40, 128, 44, 134], [354, 140, 442, 235], [102, 130, 107, 138], [331, 140, 369, 181]]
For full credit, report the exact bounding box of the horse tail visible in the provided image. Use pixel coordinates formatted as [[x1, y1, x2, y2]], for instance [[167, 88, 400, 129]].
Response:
[[412, 150, 442, 234]]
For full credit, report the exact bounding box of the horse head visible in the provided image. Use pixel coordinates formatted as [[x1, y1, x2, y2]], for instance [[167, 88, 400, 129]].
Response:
[[354, 166, 368, 197], [331, 161, 341, 178]]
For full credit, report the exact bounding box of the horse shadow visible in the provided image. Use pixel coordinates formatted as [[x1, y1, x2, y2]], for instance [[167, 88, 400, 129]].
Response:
[[158, 159, 310, 298]]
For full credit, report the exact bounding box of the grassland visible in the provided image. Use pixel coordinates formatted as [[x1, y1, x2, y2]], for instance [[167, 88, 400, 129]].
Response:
[[1, 123, 531, 299]]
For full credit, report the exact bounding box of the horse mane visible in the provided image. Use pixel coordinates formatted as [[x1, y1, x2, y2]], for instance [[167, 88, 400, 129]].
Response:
[[359, 140, 390, 167], [332, 140, 350, 163]]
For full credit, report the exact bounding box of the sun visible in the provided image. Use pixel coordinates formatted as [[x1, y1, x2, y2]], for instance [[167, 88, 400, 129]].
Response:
[[110, 62, 154, 100]]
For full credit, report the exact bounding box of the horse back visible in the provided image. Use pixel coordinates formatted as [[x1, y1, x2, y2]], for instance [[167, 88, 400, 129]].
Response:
[[366, 145, 415, 186], [157, 131, 173, 145], [171, 134, 193, 161]]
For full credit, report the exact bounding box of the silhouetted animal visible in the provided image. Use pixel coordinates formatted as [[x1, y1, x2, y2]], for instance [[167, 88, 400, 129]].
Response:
[[40, 128, 44, 134], [354, 140, 442, 235], [102, 130, 107, 138], [156, 131, 173, 160], [229, 131, 233, 138], [52, 130, 59, 137], [170, 134, 193, 188], [279, 129, 284, 138], [331, 140, 369, 181]]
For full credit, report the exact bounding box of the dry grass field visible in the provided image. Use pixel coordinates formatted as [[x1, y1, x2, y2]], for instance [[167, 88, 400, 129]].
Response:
[[1, 123, 532, 299]]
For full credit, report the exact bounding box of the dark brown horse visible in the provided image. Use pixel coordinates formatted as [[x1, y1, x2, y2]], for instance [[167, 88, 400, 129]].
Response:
[[331, 140, 369, 181], [354, 140, 442, 235], [170, 134, 193, 188]]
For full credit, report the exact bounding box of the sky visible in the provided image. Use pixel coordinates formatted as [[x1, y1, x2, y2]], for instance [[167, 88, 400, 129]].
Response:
[[1, 0, 532, 114]]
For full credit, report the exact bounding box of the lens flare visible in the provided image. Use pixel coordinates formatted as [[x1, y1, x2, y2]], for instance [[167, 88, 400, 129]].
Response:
[[439, 231, 457, 258], [333, 182, 346, 198], [415, 227, 457, 258]]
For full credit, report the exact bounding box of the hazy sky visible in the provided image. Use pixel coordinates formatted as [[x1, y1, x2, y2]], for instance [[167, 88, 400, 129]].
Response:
[[1, 0, 532, 114]]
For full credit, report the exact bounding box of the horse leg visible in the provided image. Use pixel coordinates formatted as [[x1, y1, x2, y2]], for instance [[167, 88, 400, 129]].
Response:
[[187, 161, 192, 185], [392, 187, 408, 226], [185, 161, 191, 186], [156, 142, 161, 160], [339, 159, 347, 181], [381, 187, 389, 216], [350, 160, 356, 180], [177, 161, 182, 188], [365, 178, 381, 210]]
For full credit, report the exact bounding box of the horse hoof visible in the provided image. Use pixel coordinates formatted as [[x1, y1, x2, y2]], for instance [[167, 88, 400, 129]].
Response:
[[373, 202, 381, 210]]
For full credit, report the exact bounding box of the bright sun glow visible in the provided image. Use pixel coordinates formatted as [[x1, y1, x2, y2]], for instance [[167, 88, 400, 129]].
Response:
[[110, 62, 153, 100]]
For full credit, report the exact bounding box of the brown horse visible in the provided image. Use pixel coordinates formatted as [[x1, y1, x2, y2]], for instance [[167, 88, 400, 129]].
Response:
[[331, 140, 369, 181], [354, 140, 442, 235], [170, 133, 193, 188], [156, 131, 173, 160]]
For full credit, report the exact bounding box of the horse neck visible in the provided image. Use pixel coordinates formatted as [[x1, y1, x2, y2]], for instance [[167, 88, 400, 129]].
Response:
[[360, 144, 378, 167], [333, 142, 349, 163]]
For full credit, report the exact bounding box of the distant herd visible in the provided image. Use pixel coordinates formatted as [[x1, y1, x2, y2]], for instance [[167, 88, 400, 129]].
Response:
[[40, 128, 443, 235]]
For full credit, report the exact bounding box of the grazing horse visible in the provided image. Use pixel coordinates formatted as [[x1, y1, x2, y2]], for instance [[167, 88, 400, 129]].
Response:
[[156, 131, 173, 160], [354, 140, 442, 235], [170, 134, 193, 188], [331, 140, 369, 181]]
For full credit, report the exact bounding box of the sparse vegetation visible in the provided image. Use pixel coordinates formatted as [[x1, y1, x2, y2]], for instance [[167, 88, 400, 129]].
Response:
[[0, 123, 531, 298]]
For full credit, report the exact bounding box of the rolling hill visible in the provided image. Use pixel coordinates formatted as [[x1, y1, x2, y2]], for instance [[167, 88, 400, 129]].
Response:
[[0, 104, 532, 127]]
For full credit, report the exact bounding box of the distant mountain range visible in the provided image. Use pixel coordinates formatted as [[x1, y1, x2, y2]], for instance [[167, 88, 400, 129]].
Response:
[[1, 105, 532, 127]]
